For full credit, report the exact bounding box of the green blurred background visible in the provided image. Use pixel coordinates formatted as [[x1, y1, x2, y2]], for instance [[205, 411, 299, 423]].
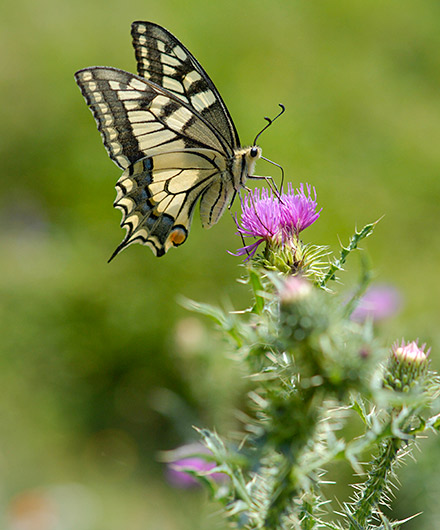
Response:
[[1, 0, 440, 528]]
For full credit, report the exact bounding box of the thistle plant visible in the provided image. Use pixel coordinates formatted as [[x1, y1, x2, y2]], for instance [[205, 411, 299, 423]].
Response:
[[174, 183, 440, 530]]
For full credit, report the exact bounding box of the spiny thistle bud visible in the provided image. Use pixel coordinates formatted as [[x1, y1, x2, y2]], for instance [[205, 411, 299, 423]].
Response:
[[384, 340, 430, 392], [279, 275, 312, 304], [279, 277, 329, 346]]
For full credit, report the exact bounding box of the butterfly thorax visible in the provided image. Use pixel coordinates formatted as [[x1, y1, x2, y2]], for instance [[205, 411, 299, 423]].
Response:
[[232, 145, 262, 189]]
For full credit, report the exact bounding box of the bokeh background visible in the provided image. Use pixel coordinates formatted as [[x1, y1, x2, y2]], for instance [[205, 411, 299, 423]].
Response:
[[1, 0, 440, 528]]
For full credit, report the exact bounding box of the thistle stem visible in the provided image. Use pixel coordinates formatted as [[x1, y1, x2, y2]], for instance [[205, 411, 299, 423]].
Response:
[[261, 388, 321, 529], [349, 437, 402, 529]]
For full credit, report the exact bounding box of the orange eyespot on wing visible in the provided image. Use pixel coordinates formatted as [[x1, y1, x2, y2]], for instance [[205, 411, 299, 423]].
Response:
[[168, 226, 188, 247]]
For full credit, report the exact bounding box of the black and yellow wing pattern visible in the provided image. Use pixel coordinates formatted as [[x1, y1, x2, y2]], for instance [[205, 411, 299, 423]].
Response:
[[75, 21, 261, 258]]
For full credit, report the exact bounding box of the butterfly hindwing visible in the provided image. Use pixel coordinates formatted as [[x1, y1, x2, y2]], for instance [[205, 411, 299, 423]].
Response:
[[131, 21, 240, 150], [111, 149, 229, 258]]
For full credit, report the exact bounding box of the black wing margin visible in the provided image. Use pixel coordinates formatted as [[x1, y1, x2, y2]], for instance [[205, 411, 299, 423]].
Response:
[[131, 21, 241, 151]]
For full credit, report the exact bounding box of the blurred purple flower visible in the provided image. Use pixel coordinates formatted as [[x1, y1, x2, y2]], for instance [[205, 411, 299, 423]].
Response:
[[233, 184, 321, 259], [351, 284, 403, 322], [165, 444, 225, 488]]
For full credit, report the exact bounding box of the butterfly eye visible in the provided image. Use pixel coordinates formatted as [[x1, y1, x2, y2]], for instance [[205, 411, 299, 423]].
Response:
[[250, 147, 259, 158]]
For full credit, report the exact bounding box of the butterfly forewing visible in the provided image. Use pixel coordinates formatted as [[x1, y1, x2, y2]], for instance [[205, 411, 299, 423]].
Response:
[[75, 67, 228, 169], [131, 21, 240, 150]]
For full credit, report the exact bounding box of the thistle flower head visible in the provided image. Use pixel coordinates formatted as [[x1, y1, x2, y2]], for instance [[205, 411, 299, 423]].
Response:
[[234, 187, 283, 259], [279, 183, 321, 234], [233, 183, 321, 261]]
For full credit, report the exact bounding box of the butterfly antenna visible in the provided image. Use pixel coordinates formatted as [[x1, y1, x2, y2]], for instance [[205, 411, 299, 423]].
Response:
[[253, 103, 286, 146]]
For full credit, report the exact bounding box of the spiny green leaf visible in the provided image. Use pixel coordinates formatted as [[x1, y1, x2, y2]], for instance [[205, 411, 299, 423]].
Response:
[[351, 399, 368, 425], [179, 296, 228, 326], [320, 219, 380, 288], [426, 412, 440, 430]]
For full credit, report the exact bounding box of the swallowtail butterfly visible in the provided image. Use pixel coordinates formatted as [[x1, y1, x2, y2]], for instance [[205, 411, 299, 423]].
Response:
[[75, 21, 269, 259]]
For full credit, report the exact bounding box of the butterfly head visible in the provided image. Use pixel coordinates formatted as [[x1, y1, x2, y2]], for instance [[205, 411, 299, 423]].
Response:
[[247, 145, 262, 168], [238, 104, 286, 189], [237, 145, 262, 185], [250, 146, 261, 158]]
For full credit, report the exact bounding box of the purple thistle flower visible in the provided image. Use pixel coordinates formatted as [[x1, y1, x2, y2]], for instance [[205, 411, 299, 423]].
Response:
[[279, 184, 320, 235], [233, 183, 321, 259], [234, 187, 283, 259]]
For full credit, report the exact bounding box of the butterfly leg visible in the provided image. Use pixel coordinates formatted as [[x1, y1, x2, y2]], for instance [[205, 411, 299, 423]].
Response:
[[248, 174, 284, 202], [228, 198, 252, 260], [260, 155, 285, 192], [242, 185, 272, 234]]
